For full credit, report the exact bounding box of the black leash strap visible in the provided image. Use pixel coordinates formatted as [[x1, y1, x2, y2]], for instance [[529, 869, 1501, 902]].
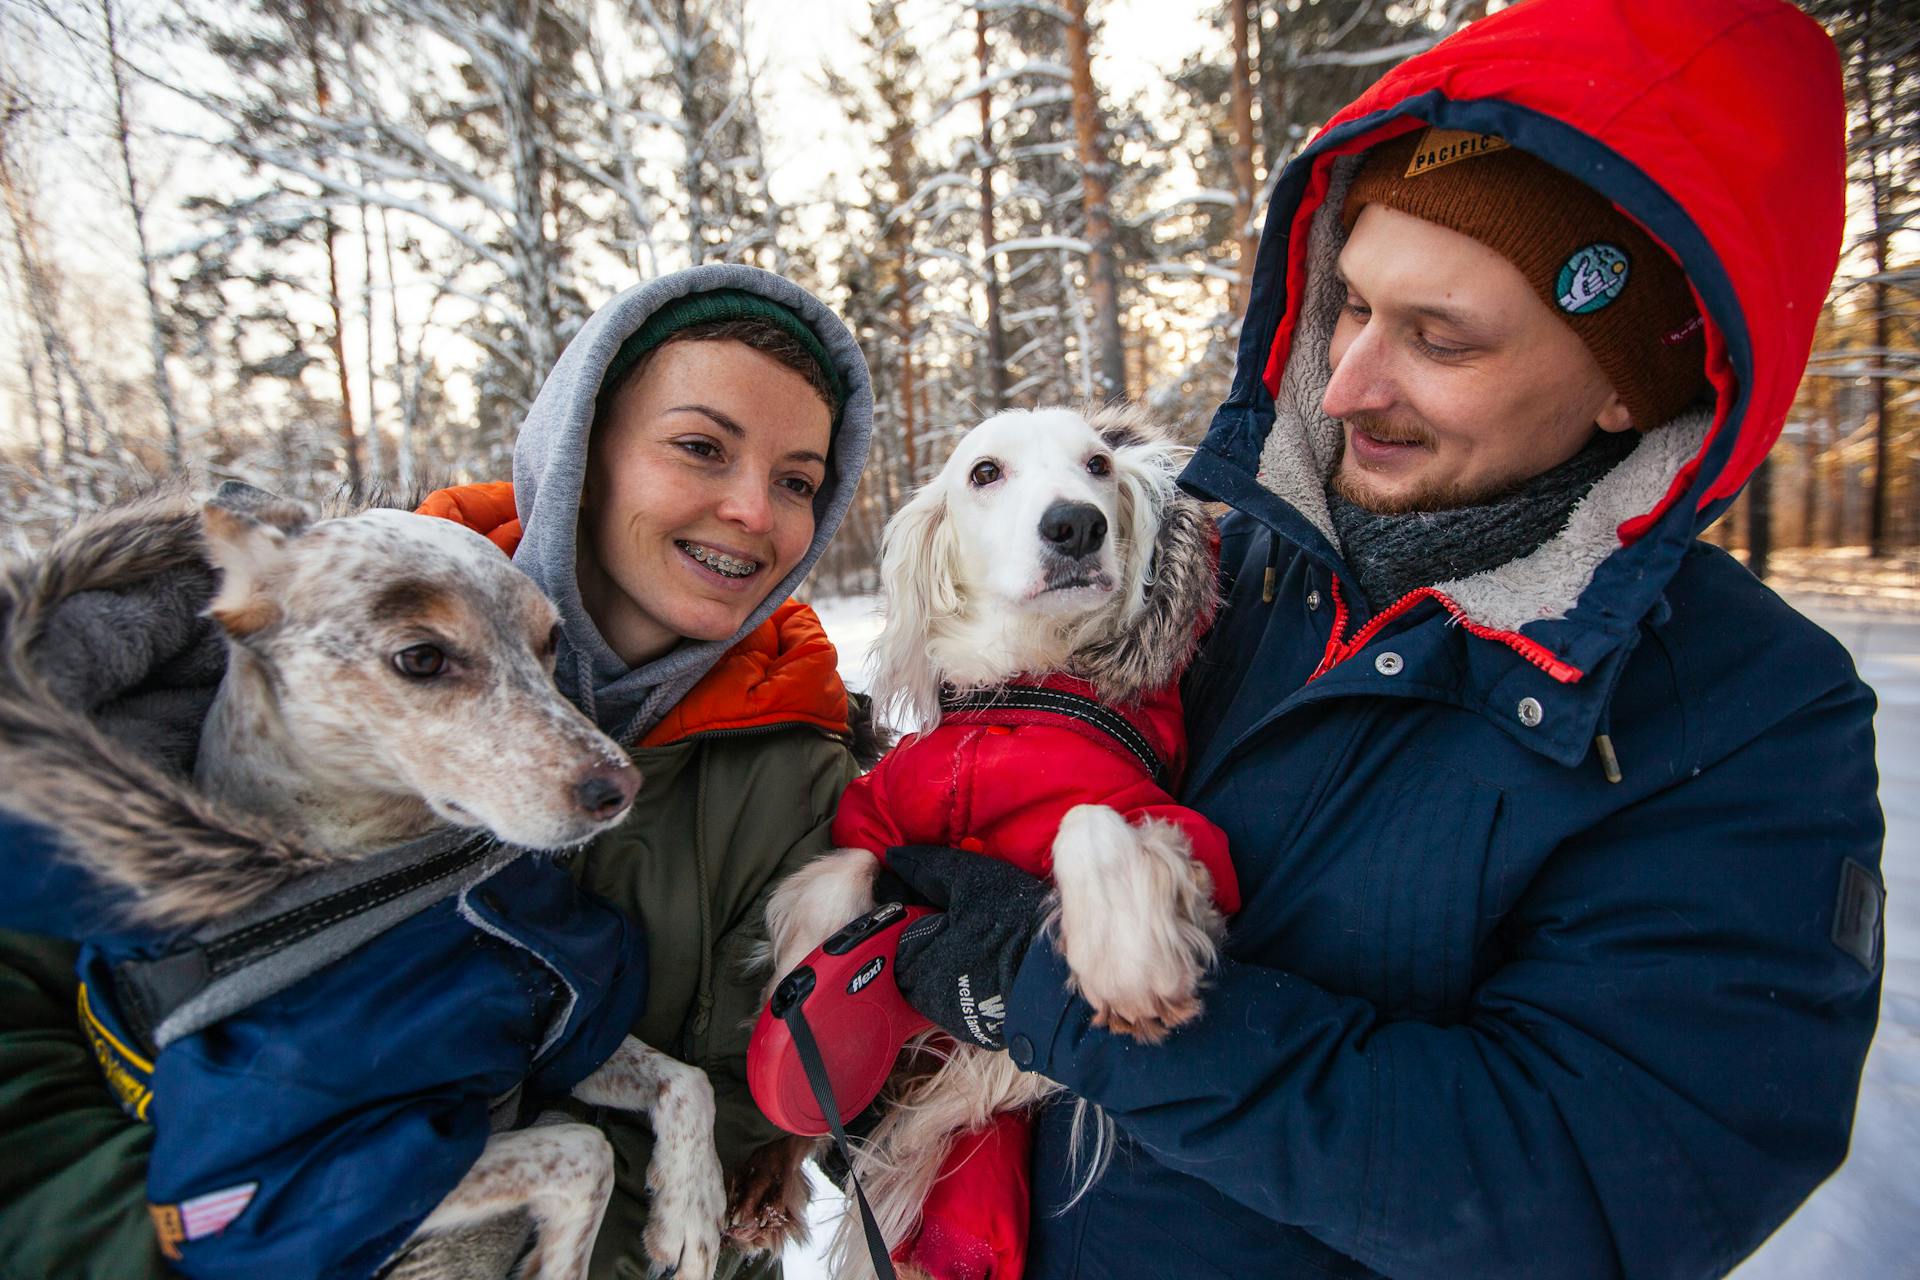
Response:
[[941, 686, 1169, 789], [782, 1001, 899, 1280]]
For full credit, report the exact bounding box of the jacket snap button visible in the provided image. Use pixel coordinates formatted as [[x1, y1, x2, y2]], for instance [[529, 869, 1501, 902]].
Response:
[[1009, 1034, 1035, 1067], [1306, 589, 1322, 611], [1374, 651, 1403, 676], [1517, 697, 1544, 727]]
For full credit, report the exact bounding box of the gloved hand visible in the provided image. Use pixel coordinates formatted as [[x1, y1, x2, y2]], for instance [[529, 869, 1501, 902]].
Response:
[[877, 846, 1052, 1051]]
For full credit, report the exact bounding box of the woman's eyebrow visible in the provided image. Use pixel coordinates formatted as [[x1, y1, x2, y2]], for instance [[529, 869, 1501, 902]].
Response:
[[669, 404, 828, 467], [669, 403, 747, 437]]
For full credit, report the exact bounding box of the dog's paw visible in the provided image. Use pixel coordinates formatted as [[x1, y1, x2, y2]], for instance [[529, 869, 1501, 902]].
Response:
[[723, 1135, 817, 1255], [644, 1143, 725, 1280], [639, 1062, 725, 1279], [1088, 992, 1202, 1043], [1050, 805, 1224, 1044]]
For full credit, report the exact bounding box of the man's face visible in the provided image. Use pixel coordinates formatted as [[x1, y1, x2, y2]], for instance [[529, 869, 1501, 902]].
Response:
[[1325, 204, 1632, 513]]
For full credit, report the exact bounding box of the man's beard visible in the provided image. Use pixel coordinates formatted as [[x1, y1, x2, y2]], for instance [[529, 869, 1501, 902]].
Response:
[[1331, 413, 1527, 515]]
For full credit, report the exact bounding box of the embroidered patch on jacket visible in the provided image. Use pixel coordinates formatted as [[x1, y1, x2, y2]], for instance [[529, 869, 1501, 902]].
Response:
[[77, 983, 154, 1122], [1556, 243, 1631, 314], [1403, 127, 1510, 177], [1831, 857, 1884, 971], [149, 1182, 259, 1259]]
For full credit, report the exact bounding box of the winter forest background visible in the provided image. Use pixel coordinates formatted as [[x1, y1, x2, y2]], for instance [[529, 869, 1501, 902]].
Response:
[[0, 0, 1915, 597]]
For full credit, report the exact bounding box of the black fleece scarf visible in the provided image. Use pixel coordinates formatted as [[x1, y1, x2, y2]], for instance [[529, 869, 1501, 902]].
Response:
[[1327, 430, 1638, 613]]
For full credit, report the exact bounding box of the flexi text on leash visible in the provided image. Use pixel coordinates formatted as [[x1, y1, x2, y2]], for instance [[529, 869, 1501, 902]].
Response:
[[750, 902, 938, 1280]]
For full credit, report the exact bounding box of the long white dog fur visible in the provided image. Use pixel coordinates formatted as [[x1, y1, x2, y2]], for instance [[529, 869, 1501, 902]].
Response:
[[767, 405, 1227, 1277]]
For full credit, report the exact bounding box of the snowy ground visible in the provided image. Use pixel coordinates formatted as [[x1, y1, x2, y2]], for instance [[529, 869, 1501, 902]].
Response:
[[1729, 602, 1920, 1278], [787, 593, 1918, 1278]]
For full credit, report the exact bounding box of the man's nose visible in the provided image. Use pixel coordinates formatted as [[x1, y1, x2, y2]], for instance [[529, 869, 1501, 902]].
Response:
[[1321, 324, 1392, 421]]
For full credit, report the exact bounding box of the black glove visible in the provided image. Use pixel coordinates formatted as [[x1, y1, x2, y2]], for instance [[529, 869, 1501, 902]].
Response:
[[877, 845, 1051, 1051]]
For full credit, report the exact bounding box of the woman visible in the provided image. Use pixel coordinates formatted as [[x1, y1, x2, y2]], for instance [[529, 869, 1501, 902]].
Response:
[[0, 264, 874, 1280]]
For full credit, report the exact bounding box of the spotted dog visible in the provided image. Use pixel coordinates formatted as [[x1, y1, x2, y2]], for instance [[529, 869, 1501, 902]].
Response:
[[0, 496, 726, 1280]]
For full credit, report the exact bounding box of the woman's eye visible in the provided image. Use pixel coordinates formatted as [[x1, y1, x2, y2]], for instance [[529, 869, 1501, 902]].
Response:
[[677, 439, 720, 459], [393, 644, 447, 679], [1086, 454, 1112, 478], [970, 460, 1002, 487], [780, 476, 819, 498], [1343, 298, 1371, 321]]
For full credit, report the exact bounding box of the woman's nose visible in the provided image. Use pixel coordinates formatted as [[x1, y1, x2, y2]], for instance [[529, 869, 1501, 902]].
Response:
[[716, 474, 775, 533], [1322, 324, 1392, 421]]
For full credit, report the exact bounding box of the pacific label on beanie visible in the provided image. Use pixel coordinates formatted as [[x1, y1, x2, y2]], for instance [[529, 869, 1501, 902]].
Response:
[[1343, 126, 1710, 432]]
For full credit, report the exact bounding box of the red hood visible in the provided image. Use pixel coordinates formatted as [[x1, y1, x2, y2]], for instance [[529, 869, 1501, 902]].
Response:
[[1270, 0, 1844, 537]]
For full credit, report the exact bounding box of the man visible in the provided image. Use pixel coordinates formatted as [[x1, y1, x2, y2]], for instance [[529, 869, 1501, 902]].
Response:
[[883, 1, 1886, 1276]]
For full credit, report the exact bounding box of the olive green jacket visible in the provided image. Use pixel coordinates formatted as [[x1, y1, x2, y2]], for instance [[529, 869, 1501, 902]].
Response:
[[581, 715, 859, 1280]]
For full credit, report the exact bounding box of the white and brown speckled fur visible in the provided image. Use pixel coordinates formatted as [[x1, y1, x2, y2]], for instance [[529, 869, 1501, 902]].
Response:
[[195, 502, 640, 857], [766, 407, 1225, 1277], [192, 502, 729, 1280], [0, 495, 728, 1280]]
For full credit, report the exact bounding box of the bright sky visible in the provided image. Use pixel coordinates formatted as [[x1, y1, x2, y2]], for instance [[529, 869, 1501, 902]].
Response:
[[750, 0, 1215, 212]]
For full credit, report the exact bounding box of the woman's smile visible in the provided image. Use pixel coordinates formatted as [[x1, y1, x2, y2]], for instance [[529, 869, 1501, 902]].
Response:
[[675, 539, 763, 584]]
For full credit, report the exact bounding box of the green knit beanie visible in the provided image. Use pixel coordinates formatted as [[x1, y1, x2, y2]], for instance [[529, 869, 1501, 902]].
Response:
[[601, 289, 846, 419]]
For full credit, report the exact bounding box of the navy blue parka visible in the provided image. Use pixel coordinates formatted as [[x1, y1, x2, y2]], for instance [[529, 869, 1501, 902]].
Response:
[[1001, 3, 1886, 1277]]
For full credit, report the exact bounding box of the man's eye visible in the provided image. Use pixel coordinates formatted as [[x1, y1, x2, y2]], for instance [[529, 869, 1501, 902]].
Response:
[[970, 460, 1002, 487], [1415, 334, 1470, 359], [1343, 299, 1371, 321], [393, 644, 448, 679]]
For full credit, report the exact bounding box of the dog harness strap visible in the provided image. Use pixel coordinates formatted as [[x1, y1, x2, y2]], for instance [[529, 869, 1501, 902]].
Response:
[[940, 687, 1170, 788], [112, 830, 514, 1054], [782, 1001, 901, 1280]]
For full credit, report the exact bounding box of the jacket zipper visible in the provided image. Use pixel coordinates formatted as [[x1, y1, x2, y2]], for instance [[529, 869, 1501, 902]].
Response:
[[1308, 578, 1585, 684]]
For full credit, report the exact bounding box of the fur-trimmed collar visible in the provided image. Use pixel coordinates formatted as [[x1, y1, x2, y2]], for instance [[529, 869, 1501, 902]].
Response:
[[0, 496, 339, 928]]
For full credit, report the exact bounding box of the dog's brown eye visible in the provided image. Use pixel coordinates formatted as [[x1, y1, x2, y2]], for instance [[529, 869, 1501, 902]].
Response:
[[970, 460, 1002, 487], [393, 644, 447, 679], [542, 623, 562, 657], [1086, 455, 1112, 477]]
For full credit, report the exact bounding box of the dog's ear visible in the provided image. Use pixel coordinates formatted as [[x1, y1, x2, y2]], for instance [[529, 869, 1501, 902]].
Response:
[[1074, 409, 1221, 701], [871, 478, 960, 729], [200, 501, 311, 638]]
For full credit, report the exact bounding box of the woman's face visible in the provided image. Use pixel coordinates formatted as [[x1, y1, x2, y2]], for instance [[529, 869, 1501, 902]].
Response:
[[578, 338, 833, 665]]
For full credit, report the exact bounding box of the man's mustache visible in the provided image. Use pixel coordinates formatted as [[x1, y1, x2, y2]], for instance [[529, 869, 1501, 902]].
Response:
[[1342, 413, 1435, 449]]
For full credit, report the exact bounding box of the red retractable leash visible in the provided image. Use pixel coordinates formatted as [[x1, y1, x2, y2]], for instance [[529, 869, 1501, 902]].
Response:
[[748, 901, 936, 1280]]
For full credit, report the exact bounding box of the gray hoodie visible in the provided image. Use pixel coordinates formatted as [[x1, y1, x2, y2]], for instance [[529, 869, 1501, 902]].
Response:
[[510, 265, 874, 745]]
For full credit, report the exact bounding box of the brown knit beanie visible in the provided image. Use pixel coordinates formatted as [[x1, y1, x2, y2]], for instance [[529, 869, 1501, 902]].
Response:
[[1342, 127, 1707, 432]]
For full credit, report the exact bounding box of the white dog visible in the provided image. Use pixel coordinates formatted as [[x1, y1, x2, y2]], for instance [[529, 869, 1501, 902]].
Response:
[[766, 406, 1239, 1278]]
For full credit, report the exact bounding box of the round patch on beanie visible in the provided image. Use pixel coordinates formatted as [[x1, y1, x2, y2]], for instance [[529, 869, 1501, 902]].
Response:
[[1556, 243, 1631, 315]]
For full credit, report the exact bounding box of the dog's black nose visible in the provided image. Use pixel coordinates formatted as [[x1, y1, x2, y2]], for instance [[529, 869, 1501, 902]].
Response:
[[1039, 501, 1107, 559], [574, 766, 638, 820]]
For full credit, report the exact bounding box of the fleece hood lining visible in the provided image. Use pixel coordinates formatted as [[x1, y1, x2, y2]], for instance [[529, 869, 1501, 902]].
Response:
[[511, 265, 874, 745], [1254, 152, 1713, 634]]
